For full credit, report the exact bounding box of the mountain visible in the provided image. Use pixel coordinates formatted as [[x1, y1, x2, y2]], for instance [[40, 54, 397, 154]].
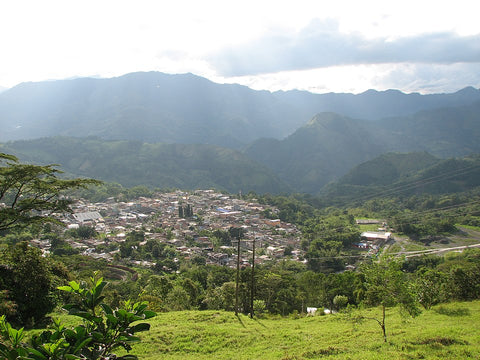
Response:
[[244, 113, 386, 193], [245, 100, 480, 193], [0, 72, 305, 148], [1, 72, 479, 195], [0, 72, 479, 148], [320, 153, 480, 202], [374, 100, 480, 157], [0, 137, 291, 194]]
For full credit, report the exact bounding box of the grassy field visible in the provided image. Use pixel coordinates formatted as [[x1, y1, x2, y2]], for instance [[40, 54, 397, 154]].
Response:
[[111, 301, 480, 359]]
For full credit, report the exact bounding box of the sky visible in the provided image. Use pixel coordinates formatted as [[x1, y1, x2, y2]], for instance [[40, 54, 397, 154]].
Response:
[[1, 0, 479, 94]]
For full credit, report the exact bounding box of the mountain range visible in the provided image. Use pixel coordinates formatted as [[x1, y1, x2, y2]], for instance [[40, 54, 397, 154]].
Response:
[[0, 72, 479, 194]]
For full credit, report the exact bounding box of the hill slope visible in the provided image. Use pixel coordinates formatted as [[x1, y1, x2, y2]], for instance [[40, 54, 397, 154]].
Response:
[[321, 153, 480, 202], [376, 100, 480, 157], [116, 303, 480, 359], [0, 137, 291, 194]]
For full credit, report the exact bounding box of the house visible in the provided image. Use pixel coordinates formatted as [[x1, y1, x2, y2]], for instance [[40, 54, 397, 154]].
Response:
[[264, 219, 281, 227], [356, 219, 382, 225], [73, 211, 103, 224], [306, 307, 317, 316], [361, 231, 391, 240], [361, 232, 391, 245]]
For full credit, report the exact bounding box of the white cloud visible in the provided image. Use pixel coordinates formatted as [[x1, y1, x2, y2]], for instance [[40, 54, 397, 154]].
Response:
[[0, 0, 479, 93], [208, 18, 480, 77]]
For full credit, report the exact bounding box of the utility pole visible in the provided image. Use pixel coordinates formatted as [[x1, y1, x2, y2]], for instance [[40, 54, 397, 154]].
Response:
[[250, 235, 256, 318], [235, 235, 241, 316]]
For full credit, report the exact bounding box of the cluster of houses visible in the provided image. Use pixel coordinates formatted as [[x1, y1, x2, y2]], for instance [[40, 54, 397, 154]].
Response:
[[50, 190, 304, 268], [23, 191, 394, 270]]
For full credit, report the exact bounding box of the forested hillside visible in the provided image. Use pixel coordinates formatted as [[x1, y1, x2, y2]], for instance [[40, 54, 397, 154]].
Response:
[[245, 113, 386, 192], [321, 153, 480, 204], [0, 137, 290, 194], [0, 72, 479, 195], [374, 99, 480, 157]]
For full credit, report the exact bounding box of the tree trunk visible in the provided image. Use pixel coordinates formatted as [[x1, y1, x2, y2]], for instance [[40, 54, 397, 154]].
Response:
[[381, 305, 387, 342]]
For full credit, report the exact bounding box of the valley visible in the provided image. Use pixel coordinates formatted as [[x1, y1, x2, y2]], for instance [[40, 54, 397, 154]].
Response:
[[1, 73, 480, 360]]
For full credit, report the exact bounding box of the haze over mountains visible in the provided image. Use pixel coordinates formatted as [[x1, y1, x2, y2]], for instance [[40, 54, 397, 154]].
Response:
[[1, 71, 479, 194]]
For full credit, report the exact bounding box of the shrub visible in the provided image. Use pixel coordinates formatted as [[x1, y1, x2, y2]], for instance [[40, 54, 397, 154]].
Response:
[[0, 274, 156, 359]]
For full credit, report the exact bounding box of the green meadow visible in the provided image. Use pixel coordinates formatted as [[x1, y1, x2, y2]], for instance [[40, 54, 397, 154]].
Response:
[[113, 301, 480, 359]]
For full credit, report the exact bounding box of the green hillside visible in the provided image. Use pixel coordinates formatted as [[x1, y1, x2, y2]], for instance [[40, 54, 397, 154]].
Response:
[[113, 302, 480, 359], [0, 137, 291, 194], [337, 152, 440, 186], [321, 153, 480, 203]]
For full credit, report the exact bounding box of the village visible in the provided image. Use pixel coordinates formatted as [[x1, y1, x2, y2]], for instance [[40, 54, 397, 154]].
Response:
[[31, 190, 305, 268], [26, 189, 392, 270]]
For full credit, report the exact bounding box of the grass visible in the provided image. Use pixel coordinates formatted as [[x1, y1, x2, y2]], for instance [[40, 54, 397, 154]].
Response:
[[457, 224, 480, 232], [358, 224, 383, 232], [110, 301, 480, 359]]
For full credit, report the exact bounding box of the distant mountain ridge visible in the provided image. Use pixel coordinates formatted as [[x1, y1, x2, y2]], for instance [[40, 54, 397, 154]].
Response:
[[1, 72, 479, 148]]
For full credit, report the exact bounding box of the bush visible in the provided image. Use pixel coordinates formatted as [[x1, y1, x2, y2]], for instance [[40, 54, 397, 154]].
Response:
[[0, 274, 156, 359], [333, 295, 349, 311]]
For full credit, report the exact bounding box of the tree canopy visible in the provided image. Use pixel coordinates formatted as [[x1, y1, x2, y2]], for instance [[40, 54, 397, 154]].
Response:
[[0, 153, 99, 231]]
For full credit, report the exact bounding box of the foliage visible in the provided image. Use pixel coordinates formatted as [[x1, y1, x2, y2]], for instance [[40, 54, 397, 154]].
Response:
[[361, 257, 421, 342], [0, 275, 156, 360], [69, 226, 97, 240], [0, 153, 99, 231], [414, 268, 448, 309], [1, 138, 290, 195], [333, 295, 349, 311], [0, 242, 70, 327]]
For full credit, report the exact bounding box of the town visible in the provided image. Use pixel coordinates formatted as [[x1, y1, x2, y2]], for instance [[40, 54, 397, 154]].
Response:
[[31, 190, 305, 269]]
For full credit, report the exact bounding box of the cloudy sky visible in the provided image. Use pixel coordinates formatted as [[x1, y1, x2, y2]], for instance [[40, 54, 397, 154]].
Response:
[[1, 0, 479, 93]]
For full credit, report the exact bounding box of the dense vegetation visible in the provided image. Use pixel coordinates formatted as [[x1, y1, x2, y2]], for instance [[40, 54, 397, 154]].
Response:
[[1, 152, 480, 359], [0, 137, 290, 194], [3, 136, 480, 197], [322, 153, 480, 203]]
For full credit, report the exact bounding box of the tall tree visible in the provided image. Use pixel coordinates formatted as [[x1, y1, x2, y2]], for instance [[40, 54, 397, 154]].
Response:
[[0, 153, 99, 231]]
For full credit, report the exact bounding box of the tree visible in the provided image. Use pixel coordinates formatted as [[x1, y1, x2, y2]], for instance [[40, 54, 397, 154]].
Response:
[[76, 225, 97, 239], [333, 295, 348, 311], [361, 257, 420, 342], [414, 267, 447, 309], [0, 153, 100, 231], [0, 242, 69, 326], [305, 239, 344, 273]]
